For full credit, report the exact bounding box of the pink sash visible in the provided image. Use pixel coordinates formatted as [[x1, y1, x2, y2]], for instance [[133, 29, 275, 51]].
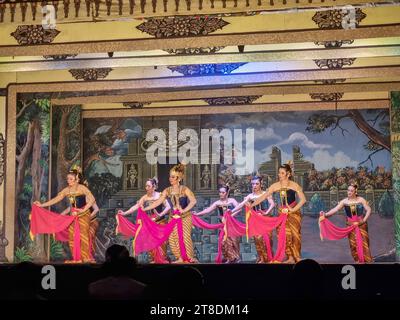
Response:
[[319, 213, 365, 263]]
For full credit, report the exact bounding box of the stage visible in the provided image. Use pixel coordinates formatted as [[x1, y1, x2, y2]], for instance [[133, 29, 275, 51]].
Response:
[[0, 262, 399, 301], [2, 2, 400, 308]]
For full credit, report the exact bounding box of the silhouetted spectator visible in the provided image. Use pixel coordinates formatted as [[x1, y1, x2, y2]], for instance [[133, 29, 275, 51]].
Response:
[[291, 259, 324, 300], [88, 244, 147, 300]]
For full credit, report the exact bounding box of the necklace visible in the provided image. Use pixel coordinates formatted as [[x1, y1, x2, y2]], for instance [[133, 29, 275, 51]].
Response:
[[220, 198, 228, 206], [280, 180, 290, 189], [170, 185, 181, 194], [68, 184, 79, 194], [253, 190, 263, 197], [147, 191, 156, 199]]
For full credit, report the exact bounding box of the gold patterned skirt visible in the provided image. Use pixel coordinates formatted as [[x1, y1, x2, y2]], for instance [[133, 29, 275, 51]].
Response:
[[68, 210, 91, 262], [222, 236, 240, 263], [278, 209, 302, 262], [168, 212, 196, 262], [348, 221, 373, 263]]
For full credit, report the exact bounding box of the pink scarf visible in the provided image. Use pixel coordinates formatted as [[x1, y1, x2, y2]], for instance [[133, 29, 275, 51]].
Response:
[[117, 209, 247, 264], [195, 208, 288, 262], [245, 207, 288, 262], [192, 215, 225, 263], [116, 208, 190, 262], [30, 204, 83, 261], [319, 213, 365, 263]]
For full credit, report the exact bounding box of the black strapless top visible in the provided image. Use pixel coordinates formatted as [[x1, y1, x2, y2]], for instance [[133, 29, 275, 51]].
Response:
[[143, 199, 164, 215], [248, 193, 269, 211], [165, 186, 189, 210], [278, 188, 296, 206], [344, 203, 364, 218], [217, 203, 235, 216], [68, 194, 86, 209]]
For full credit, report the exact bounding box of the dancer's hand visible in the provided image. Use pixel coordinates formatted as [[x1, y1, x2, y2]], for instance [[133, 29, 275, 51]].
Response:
[[33, 201, 42, 207], [352, 221, 359, 226], [117, 209, 124, 216]]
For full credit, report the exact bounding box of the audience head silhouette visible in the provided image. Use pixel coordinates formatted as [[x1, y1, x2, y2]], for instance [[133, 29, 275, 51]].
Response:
[[103, 244, 137, 277], [89, 244, 146, 300], [292, 259, 324, 299]]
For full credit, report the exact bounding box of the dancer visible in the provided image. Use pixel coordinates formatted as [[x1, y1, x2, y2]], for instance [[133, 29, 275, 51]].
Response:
[[320, 183, 373, 263], [251, 164, 306, 263], [118, 177, 171, 263], [143, 164, 197, 263], [231, 176, 274, 263], [34, 167, 96, 263], [194, 185, 241, 263]]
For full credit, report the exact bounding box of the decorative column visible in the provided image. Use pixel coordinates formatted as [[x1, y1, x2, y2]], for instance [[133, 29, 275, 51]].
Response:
[[390, 92, 400, 261], [0, 95, 7, 262]]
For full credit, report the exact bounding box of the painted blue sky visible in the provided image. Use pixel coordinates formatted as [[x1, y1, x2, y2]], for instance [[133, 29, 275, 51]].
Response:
[[202, 109, 392, 171]]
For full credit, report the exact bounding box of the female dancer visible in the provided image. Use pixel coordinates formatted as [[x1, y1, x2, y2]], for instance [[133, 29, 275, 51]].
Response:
[[231, 176, 275, 264], [34, 167, 96, 263], [118, 177, 171, 263], [321, 183, 373, 263], [251, 164, 306, 263], [194, 185, 240, 263], [143, 164, 197, 263]]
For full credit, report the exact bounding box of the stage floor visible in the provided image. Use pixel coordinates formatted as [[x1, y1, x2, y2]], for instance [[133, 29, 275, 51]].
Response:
[[1, 262, 399, 300]]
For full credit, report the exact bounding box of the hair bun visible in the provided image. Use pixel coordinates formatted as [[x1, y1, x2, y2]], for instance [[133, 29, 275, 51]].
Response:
[[70, 164, 82, 174], [175, 164, 185, 173], [170, 164, 185, 180], [251, 175, 262, 182]]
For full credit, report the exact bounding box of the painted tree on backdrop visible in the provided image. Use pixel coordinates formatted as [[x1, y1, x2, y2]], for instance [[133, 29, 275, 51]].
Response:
[[15, 98, 50, 261], [306, 109, 390, 167], [51, 105, 81, 212]]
